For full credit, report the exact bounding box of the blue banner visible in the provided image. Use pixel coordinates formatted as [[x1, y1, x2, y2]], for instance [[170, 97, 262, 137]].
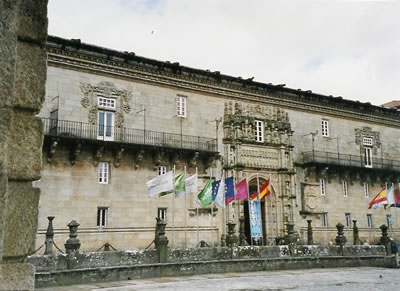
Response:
[[249, 200, 263, 239]]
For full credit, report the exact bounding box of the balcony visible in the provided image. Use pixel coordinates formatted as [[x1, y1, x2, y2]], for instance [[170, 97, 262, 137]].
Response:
[[301, 150, 400, 173], [42, 118, 218, 153]]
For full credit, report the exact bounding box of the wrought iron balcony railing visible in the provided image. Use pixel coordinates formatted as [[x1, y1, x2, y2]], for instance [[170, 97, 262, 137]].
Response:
[[302, 150, 400, 172], [42, 118, 218, 152]]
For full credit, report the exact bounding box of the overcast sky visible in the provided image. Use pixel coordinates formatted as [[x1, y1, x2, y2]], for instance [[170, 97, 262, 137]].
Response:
[[48, 0, 400, 106]]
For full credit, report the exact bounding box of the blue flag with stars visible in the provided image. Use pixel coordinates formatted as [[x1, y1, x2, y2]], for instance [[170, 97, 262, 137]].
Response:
[[212, 176, 235, 204]]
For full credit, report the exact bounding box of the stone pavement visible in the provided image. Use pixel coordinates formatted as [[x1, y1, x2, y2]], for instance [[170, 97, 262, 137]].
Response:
[[37, 267, 400, 291]]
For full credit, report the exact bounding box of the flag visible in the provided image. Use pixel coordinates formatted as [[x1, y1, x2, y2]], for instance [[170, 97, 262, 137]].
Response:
[[198, 178, 213, 207], [214, 176, 225, 208], [225, 176, 235, 204], [250, 179, 271, 201], [386, 185, 394, 208], [387, 184, 400, 208], [160, 172, 184, 197], [235, 178, 249, 200], [368, 187, 388, 209], [146, 170, 174, 197], [184, 173, 198, 195]]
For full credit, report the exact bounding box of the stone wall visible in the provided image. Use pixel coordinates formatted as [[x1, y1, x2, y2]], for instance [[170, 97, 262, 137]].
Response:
[[0, 0, 48, 290], [28, 245, 393, 287]]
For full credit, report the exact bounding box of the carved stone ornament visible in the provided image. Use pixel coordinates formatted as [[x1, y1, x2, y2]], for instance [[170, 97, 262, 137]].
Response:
[[80, 81, 132, 126], [354, 126, 381, 150]]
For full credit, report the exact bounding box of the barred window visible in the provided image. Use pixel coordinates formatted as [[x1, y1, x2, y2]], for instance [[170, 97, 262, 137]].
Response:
[[321, 120, 329, 137], [343, 180, 348, 197], [98, 97, 116, 109], [345, 213, 352, 227], [322, 213, 328, 227], [176, 96, 187, 117], [158, 166, 167, 175], [367, 214, 373, 228], [158, 208, 167, 221], [320, 179, 326, 196], [97, 207, 108, 227]]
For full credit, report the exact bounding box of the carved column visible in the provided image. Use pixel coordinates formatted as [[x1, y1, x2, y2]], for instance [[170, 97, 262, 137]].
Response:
[[154, 217, 169, 263], [307, 220, 313, 245]]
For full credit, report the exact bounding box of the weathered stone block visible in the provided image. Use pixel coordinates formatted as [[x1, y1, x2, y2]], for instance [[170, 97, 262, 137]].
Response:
[[16, 0, 48, 45], [14, 41, 47, 112], [8, 113, 43, 180], [2, 181, 40, 262], [0, 0, 18, 107], [0, 263, 35, 291], [0, 169, 8, 261]]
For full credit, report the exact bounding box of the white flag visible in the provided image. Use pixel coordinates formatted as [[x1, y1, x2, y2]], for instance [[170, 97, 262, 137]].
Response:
[[146, 170, 174, 197], [214, 175, 225, 208], [387, 185, 395, 205], [185, 173, 198, 194]]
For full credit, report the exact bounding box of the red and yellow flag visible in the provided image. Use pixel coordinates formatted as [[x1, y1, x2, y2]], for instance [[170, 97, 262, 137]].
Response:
[[368, 187, 387, 209], [250, 179, 271, 201]]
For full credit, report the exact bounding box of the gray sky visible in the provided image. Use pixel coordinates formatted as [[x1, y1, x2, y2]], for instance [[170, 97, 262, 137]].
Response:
[[48, 0, 400, 106]]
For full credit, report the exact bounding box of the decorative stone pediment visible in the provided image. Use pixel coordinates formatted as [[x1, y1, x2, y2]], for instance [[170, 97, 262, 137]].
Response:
[[80, 81, 132, 126], [237, 145, 279, 169], [223, 101, 291, 146]]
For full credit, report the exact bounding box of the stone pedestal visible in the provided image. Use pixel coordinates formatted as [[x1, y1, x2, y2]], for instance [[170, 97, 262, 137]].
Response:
[[353, 220, 361, 245], [239, 217, 249, 246], [380, 224, 391, 255], [44, 216, 55, 255], [226, 221, 239, 247], [154, 217, 168, 263], [335, 223, 347, 247], [65, 220, 81, 256], [307, 220, 313, 245]]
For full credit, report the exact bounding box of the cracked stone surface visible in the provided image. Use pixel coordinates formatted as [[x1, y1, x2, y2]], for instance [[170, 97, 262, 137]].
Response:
[[37, 267, 400, 291]]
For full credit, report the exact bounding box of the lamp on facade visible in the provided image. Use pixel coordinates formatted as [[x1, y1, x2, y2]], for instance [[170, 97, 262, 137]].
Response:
[[326, 136, 340, 163], [136, 106, 146, 134], [172, 115, 183, 147], [302, 131, 318, 161]]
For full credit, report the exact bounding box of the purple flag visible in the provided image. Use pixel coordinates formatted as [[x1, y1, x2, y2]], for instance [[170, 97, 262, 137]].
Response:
[[235, 178, 248, 200]]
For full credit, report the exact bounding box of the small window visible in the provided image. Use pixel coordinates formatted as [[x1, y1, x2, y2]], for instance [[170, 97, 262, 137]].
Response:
[[367, 214, 373, 228], [343, 180, 348, 197], [321, 120, 329, 137], [322, 213, 328, 227], [97, 207, 108, 227], [387, 214, 392, 229], [176, 95, 187, 117], [320, 179, 326, 196], [98, 162, 109, 184], [345, 213, 352, 227], [363, 137, 373, 146], [158, 166, 167, 175], [363, 182, 369, 198], [158, 208, 167, 221], [98, 97, 116, 109], [254, 120, 264, 143]]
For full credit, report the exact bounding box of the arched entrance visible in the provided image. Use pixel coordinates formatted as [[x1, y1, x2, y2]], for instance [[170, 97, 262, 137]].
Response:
[[243, 176, 278, 245]]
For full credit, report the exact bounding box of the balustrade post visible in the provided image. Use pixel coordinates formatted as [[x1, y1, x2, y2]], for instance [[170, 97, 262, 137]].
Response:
[[44, 216, 55, 255], [380, 224, 392, 255], [65, 220, 81, 256]]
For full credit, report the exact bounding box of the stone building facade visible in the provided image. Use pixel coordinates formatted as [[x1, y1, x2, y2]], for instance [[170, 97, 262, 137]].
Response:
[[34, 35, 400, 252]]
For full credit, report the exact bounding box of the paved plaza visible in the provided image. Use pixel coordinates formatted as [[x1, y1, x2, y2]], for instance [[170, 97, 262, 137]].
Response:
[[38, 267, 399, 290]]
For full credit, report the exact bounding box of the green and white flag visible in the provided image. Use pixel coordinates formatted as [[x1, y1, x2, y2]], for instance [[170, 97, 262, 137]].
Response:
[[160, 172, 185, 197], [197, 178, 213, 207], [147, 170, 174, 197]]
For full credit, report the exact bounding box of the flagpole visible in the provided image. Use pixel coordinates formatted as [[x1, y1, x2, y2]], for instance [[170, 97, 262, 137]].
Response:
[[211, 168, 214, 247], [172, 165, 176, 248], [196, 167, 199, 247], [247, 172, 252, 246], [256, 173, 261, 246], [270, 174, 274, 244], [223, 170, 226, 242], [265, 175, 269, 245], [393, 183, 398, 230], [184, 166, 187, 248]]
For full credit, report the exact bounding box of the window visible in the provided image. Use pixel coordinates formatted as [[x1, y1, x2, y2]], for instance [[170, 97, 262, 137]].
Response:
[[363, 137, 373, 146], [97, 207, 108, 227], [254, 120, 264, 143], [363, 182, 369, 198], [345, 213, 352, 227], [98, 110, 114, 141], [98, 162, 109, 184], [367, 214, 373, 228], [176, 95, 187, 117], [321, 120, 329, 137], [98, 97, 116, 109], [158, 166, 167, 175], [158, 208, 167, 221], [387, 214, 392, 229], [364, 147, 373, 168], [320, 179, 326, 196], [343, 180, 348, 197], [322, 213, 328, 227]]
